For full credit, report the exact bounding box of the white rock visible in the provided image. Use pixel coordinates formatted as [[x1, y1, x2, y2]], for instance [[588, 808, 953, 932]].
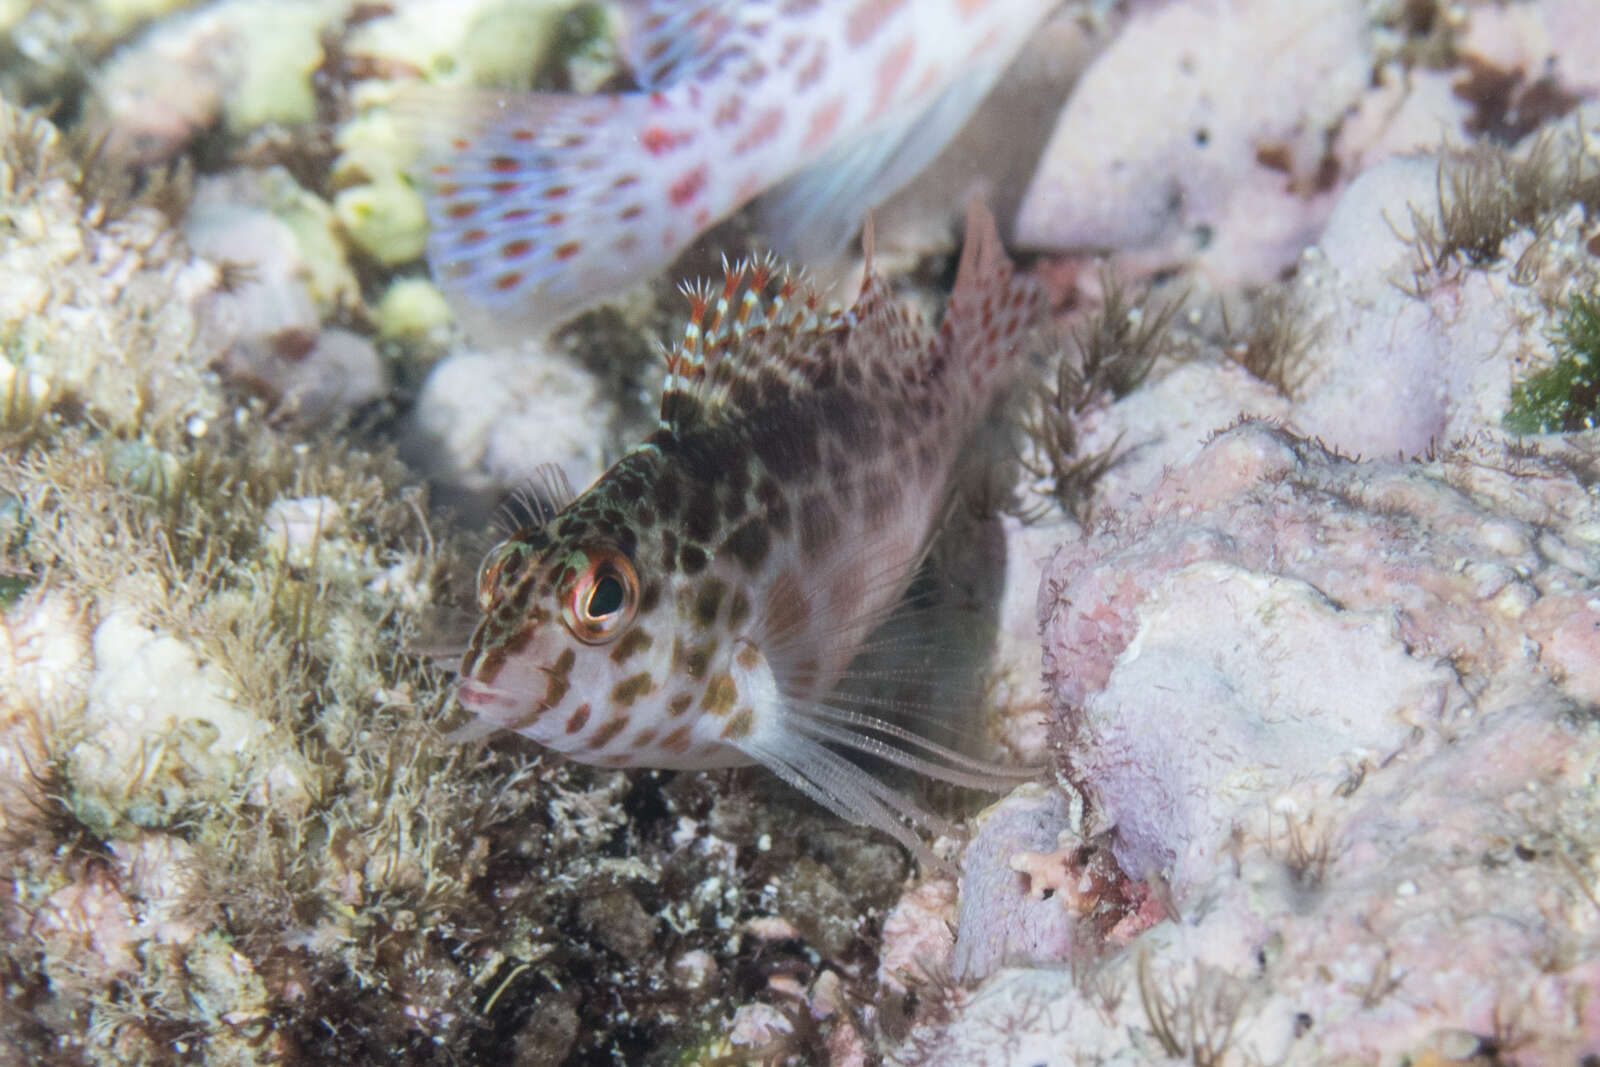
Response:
[[1016, 0, 1369, 287]]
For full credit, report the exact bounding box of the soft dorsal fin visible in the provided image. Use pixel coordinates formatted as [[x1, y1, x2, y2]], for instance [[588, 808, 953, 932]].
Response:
[[617, 0, 751, 89], [656, 252, 849, 436]]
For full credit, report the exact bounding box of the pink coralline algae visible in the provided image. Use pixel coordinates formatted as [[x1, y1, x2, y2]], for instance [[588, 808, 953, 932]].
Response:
[[899, 422, 1600, 1064]]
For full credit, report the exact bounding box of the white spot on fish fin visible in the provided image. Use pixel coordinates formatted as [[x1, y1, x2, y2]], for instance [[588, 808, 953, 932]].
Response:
[[753, 64, 1008, 265], [394, 86, 695, 338], [657, 254, 849, 436], [617, 0, 750, 88]]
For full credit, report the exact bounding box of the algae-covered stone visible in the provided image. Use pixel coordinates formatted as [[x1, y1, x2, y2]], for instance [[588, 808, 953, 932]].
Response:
[[221, 1, 327, 133], [377, 276, 454, 350], [344, 0, 567, 88], [70, 610, 279, 833], [334, 177, 429, 266], [254, 167, 360, 314], [332, 97, 421, 187]]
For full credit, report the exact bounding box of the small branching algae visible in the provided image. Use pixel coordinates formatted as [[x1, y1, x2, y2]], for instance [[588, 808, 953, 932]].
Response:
[[1401, 132, 1600, 290], [1018, 271, 1184, 520], [1504, 292, 1600, 433]]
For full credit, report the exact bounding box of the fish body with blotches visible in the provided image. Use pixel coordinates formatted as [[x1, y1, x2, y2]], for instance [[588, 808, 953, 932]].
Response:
[[400, 0, 1057, 332], [455, 202, 1042, 865]]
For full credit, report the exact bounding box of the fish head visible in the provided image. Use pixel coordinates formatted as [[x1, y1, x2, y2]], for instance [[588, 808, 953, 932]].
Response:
[[454, 489, 763, 769], [458, 516, 646, 726]]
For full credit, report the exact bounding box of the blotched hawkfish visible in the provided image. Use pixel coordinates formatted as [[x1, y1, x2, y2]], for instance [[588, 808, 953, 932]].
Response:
[[455, 202, 1043, 864]]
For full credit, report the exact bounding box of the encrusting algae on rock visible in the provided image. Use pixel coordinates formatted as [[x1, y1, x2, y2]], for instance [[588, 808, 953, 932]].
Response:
[[456, 201, 1046, 868]]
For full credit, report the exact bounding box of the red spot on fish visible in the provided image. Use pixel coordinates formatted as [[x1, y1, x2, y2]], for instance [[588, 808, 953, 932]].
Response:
[[620, 204, 645, 221], [737, 60, 769, 88], [803, 97, 845, 151], [501, 207, 533, 222], [446, 202, 478, 220], [613, 173, 640, 189], [545, 185, 572, 199], [502, 239, 534, 259], [510, 128, 535, 143], [641, 125, 693, 156], [435, 182, 462, 197], [734, 107, 784, 155], [872, 38, 915, 117], [669, 167, 707, 207], [973, 25, 1003, 53], [490, 155, 520, 173], [778, 34, 805, 68], [694, 207, 711, 228], [546, 211, 565, 225], [957, 0, 995, 14], [615, 233, 638, 254], [796, 49, 828, 92], [714, 96, 743, 128], [913, 63, 944, 97], [489, 180, 521, 195], [494, 270, 524, 291], [460, 228, 488, 245], [554, 241, 581, 261], [650, 91, 669, 109], [847, 0, 910, 46], [451, 138, 470, 151]]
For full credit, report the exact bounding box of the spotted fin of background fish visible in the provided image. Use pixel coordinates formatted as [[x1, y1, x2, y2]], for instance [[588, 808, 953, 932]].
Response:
[[454, 201, 1044, 866], [397, 0, 1057, 332]]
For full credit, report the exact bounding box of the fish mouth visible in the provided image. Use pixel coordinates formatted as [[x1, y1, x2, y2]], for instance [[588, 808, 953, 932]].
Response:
[[456, 677, 517, 711]]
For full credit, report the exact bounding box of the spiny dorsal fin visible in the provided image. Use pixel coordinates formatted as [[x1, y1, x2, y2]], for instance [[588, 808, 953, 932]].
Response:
[[656, 252, 847, 436]]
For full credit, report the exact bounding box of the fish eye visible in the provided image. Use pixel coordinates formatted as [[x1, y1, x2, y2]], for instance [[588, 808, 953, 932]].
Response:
[[564, 550, 638, 644]]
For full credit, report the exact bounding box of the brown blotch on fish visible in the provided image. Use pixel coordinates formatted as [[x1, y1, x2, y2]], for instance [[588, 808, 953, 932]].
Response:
[[685, 483, 720, 543], [723, 518, 770, 572], [652, 469, 683, 521], [632, 728, 657, 749], [591, 716, 630, 748], [692, 579, 727, 628], [503, 623, 536, 654], [610, 627, 654, 663], [565, 702, 591, 734], [611, 671, 654, 706], [701, 672, 739, 716], [797, 497, 841, 560], [728, 589, 752, 631], [721, 707, 754, 740], [680, 543, 710, 574], [667, 692, 694, 717], [672, 639, 716, 681], [638, 580, 662, 615], [544, 647, 577, 707], [475, 647, 507, 685], [737, 643, 761, 669], [661, 725, 693, 753], [755, 478, 791, 534]]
